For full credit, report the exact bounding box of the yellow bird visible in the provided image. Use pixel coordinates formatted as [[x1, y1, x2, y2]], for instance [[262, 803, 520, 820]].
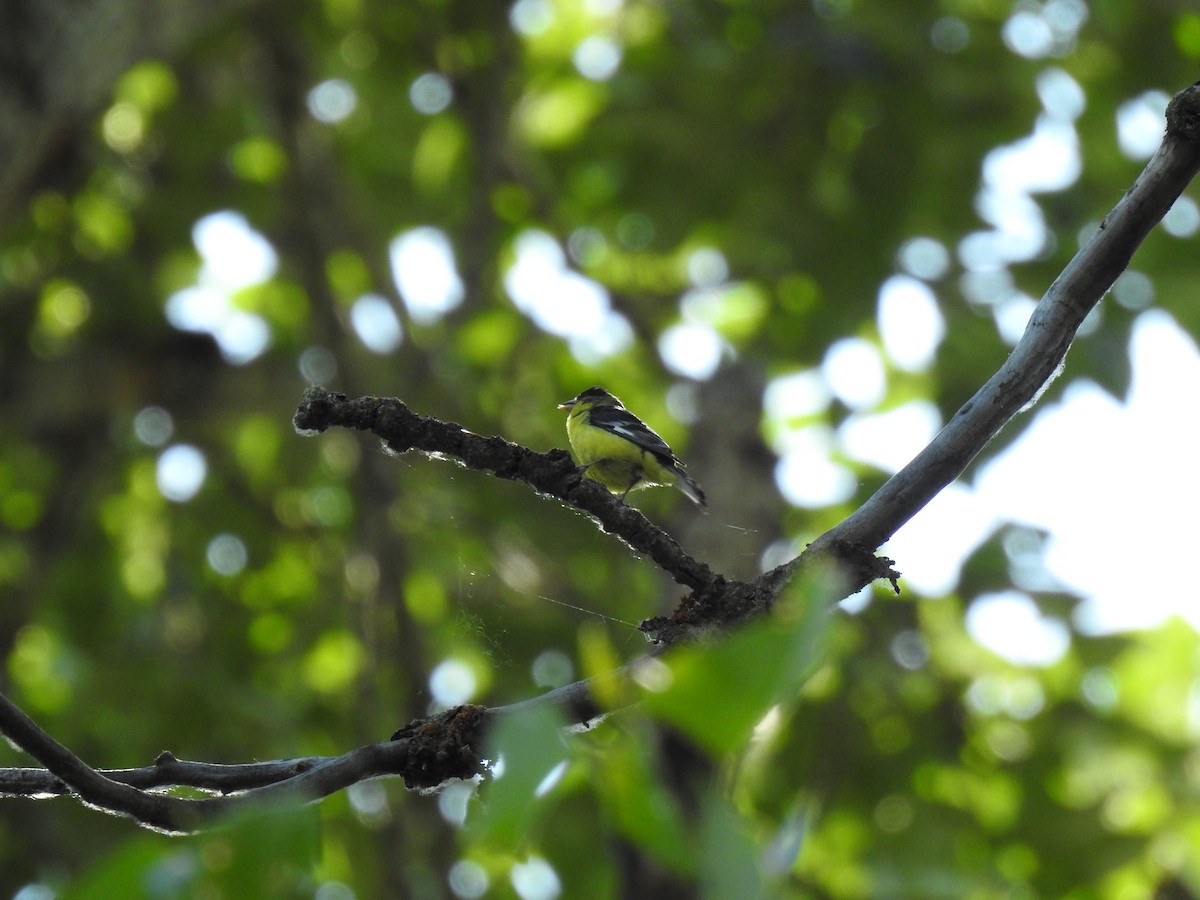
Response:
[[558, 387, 706, 507]]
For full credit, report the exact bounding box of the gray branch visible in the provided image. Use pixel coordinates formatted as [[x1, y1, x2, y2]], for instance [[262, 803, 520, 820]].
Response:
[[799, 81, 1200, 562]]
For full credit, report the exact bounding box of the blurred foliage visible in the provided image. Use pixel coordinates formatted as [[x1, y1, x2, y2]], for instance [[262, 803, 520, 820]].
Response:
[[1, 0, 1199, 897]]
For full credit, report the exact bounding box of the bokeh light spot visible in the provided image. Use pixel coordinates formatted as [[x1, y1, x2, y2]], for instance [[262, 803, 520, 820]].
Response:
[[883, 483, 997, 596], [931, 17, 969, 53], [532, 650, 573, 689], [1163, 196, 1200, 238], [897, 236, 950, 281], [840, 401, 941, 474], [449, 860, 489, 899], [193, 211, 277, 288], [308, 79, 358, 123], [967, 592, 1069, 666], [1037, 67, 1085, 121], [658, 322, 723, 380], [510, 0, 554, 36], [164, 211, 277, 364], [156, 444, 207, 502], [686, 247, 729, 288], [410, 73, 454, 115], [510, 857, 561, 900], [1003, 11, 1053, 58], [504, 230, 631, 361], [350, 294, 403, 353], [1111, 270, 1154, 311], [1116, 92, 1169, 160], [390, 227, 465, 322], [430, 658, 477, 707], [774, 426, 856, 508], [102, 102, 144, 153], [877, 275, 946, 372], [299, 345, 338, 384], [822, 338, 886, 410], [764, 370, 831, 419], [206, 533, 248, 576], [574, 36, 622, 81], [304, 630, 365, 695]]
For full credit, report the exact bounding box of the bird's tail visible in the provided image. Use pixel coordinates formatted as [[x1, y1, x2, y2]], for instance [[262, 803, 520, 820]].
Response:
[[671, 465, 707, 508]]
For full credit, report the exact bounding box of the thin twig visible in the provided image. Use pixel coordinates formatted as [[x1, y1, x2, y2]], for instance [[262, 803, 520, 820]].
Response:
[[0, 692, 486, 831]]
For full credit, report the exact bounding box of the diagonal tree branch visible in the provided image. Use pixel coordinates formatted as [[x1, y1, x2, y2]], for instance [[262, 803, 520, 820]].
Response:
[[796, 81, 1200, 568]]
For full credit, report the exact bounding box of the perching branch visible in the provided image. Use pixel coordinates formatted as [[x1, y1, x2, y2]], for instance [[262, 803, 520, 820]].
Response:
[[292, 389, 716, 592], [5, 80, 1199, 832], [290, 390, 899, 644]]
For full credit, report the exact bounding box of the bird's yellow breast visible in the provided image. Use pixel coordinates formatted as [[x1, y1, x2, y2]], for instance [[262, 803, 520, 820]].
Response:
[[566, 408, 673, 494]]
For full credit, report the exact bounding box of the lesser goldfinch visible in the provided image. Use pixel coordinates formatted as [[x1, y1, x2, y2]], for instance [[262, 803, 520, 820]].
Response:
[[558, 387, 706, 507]]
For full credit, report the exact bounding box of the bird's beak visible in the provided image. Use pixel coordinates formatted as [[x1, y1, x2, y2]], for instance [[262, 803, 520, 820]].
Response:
[[557, 400, 576, 411]]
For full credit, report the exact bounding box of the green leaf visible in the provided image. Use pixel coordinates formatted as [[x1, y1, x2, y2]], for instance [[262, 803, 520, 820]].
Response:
[[644, 580, 831, 756], [594, 726, 696, 874], [64, 804, 320, 899], [479, 701, 570, 847], [700, 792, 765, 900]]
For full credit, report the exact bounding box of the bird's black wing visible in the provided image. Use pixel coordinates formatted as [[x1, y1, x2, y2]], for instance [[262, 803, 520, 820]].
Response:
[[587, 405, 680, 466]]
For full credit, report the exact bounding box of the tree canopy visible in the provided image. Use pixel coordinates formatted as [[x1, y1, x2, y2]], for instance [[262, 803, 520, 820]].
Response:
[[2, 0, 1200, 896]]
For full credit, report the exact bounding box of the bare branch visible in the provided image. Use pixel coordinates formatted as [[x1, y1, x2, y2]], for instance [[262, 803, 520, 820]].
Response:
[[0, 689, 185, 830], [796, 81, 1200, 563], [0, 691, 488, 831], [1, 752, 329, 797], [292, 388, 717, 591]]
